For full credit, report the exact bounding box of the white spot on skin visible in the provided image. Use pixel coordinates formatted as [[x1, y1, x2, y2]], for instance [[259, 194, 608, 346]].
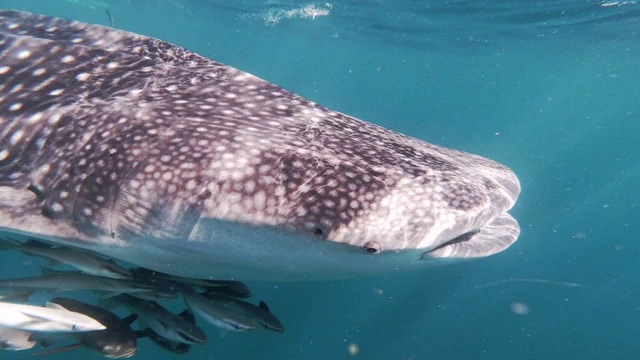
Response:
[[0, 66, 10, 74], [9, 84, 23, 93], [51, 202, 64, 212], [32, 68, 46, 76], [9, 130, 24, 145], [61, 55, 75, 63], [9, 103, 22, 111], [0, 149, 8, 161], [49, 89, 64, 96], [27, 113, 43, 123], [76, 72, 90, 81], [16, 50, 32, 59], [107, 62, 119, 69]]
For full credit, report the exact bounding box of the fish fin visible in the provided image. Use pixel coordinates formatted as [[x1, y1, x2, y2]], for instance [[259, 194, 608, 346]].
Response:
[[171, 343, 191, 354], [24, 239, 54, 248], [0, 290, 34, 302], [134, 330, 147, 339], [45, 301, 68, 311], [30, 342, 84, 356], [0, 237, 20, 251], [45, 259, 63, 267], [29, 333, 64, 348], [123, 314, 138, 325], [145, 328, 191, 354], [96, 295, 120, 310], [259, 300, 271, 312], [178, 309, 196, 323], [97, 291, 123, 300], [39, 267, 64, 275], [201, 285, 248, 299]]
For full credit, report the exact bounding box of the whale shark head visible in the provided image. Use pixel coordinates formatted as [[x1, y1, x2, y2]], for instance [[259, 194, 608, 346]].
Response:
[[0, 10, 520, 280]]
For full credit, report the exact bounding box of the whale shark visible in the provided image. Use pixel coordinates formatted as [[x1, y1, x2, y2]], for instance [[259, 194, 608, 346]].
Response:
[[0, 10, 520, 281]]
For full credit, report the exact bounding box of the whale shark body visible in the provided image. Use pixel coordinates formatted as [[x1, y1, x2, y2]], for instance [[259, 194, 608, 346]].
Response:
[[0, 10, 520, 281]]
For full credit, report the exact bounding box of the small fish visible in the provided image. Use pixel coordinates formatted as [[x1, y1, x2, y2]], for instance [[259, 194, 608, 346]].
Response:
[[0, 326, 36, 350], [172, 277, 252, 299], [200, 292, 284, 333], [0, 301, 106, 332], [33, 297, 138, 358], [3, 239, 133, 280], [130, 267, 248, 298], [179, 285, 261, 332], [107, 293, 207, 345], [139, 308, 198, 354], [125, 268, 179, 300], [143, 327, 191, 354], [0, 269, 156, 294]]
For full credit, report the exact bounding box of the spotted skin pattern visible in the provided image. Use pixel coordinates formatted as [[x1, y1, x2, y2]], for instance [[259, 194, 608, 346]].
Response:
[[0, 10, 520, 280]]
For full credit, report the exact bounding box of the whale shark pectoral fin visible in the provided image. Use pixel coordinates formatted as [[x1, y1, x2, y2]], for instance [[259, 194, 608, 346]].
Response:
[[423, 213, 520, 259]]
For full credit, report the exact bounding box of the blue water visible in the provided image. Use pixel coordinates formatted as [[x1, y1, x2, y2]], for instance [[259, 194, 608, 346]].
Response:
[[0, 0, 638, 359]]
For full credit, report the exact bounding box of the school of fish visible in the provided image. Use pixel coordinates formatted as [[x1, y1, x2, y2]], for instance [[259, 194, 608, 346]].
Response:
[[0, 238, 284, 357]]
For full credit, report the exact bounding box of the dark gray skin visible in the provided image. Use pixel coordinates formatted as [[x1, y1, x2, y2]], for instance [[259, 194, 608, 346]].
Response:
[[198, 291, 285, 333], [46, 297, 138, 359], [130, 267, 251, 298]]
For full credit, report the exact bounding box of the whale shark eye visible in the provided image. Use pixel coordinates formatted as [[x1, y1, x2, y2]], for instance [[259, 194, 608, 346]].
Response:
[[363, 241, 381, 254]]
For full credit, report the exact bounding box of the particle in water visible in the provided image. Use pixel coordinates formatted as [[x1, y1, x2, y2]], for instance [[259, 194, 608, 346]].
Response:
[[348, 343, 359, 356], [510, 302, 530, 315]]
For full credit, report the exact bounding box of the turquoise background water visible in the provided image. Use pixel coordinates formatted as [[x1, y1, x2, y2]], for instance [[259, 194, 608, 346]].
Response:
[[0, 0, 638, 359]]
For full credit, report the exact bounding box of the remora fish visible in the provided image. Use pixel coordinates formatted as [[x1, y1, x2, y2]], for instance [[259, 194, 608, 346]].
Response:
[[106, 293, 207, 345], [0, 10, 521, 281], [141, 306, 199, 354], [130, 267, 251, 298], [0, 238, 132, 280], [0, 270, 156, 294], [33, 297, 138, 358], [199, 291, 284, 333], [179, 285, 259, 332], [0, 326, 36, 351], [0, 301, 106, 332]]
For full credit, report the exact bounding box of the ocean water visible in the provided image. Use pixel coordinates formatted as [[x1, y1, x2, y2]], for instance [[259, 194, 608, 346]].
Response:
[[0, 0, 638, 359]]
